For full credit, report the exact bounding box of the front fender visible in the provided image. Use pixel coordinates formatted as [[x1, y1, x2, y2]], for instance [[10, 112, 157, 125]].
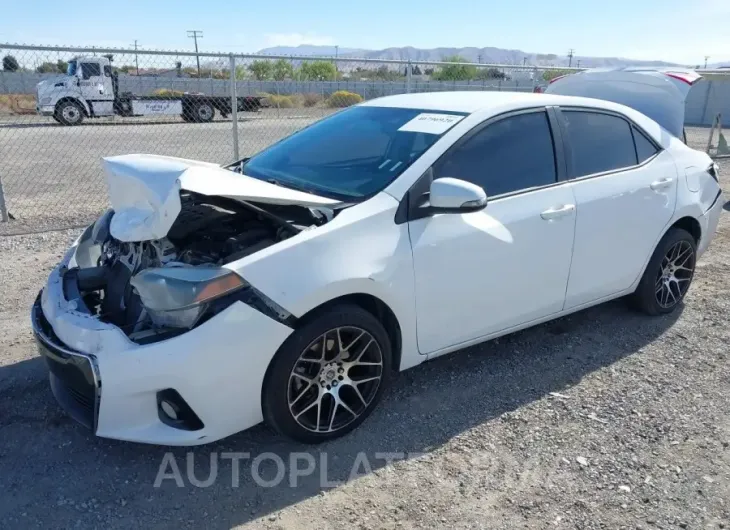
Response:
[[227, 192, 423, 371]]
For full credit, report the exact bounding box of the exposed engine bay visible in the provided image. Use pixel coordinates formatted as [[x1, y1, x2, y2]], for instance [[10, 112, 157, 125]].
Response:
[[66, 192, 332, 341]]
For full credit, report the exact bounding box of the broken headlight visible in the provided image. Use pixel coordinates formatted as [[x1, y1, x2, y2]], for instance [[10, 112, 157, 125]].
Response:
[[131, 266, 247, 329]]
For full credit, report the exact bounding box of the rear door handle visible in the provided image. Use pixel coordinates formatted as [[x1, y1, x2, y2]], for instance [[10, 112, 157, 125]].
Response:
[[540, 204, 576, 220], [650, 178, 674, 191]]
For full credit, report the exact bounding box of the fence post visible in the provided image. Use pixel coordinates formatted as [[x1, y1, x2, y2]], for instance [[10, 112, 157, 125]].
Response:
[[229, 54, 240, 161], [0, 175, 8, 223], [532, 67, 539, 91], [406, 60, 412, 93], [700, 80, 712, 126]]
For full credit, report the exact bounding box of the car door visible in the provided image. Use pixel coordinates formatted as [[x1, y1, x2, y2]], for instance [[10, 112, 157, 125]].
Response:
[[79, 61, 107, 101], [407, 109, 577, 354], [557, 108, 678, 309]]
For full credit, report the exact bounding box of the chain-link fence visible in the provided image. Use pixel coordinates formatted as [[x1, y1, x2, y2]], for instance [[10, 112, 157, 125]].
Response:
[[0, 43, 728, 235]]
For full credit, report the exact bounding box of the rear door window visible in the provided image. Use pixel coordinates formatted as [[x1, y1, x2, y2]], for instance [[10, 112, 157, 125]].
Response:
[[633, 126, 659, 163], [562, 110, 638, 178]]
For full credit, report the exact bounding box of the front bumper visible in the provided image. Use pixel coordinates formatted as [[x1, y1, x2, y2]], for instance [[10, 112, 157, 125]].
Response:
[[32, 296, 100, 430], [37, 105, 55, 116], [33, 249, 294, 446]]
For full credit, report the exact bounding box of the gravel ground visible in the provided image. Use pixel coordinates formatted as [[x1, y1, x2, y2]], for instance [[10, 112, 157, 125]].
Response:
[[0, 137, 728, 529]]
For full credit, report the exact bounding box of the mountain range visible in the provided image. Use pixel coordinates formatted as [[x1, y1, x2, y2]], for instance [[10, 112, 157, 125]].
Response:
[[256, 44, 706, 68]]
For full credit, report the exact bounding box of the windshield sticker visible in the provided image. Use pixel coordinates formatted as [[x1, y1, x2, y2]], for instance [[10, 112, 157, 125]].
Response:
[[398, 113, 465, 135]]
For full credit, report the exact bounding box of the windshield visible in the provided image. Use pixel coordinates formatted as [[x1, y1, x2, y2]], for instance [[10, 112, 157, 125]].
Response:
[[242, 106, 466, 200], [67, 60, 78, 76]]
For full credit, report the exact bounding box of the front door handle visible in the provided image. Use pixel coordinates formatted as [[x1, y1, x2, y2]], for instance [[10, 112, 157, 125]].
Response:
[[650, 178, 674, 191], [540, 204, 576, 220]]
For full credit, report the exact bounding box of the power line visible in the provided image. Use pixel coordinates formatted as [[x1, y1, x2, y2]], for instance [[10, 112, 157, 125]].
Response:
[[187, 30, 203, 77], [130, 39, 139, 76], [567, 48, 575, 68]]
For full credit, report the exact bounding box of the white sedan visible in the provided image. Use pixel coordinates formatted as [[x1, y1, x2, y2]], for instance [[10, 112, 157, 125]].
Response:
[[33, 69, 724, 445]]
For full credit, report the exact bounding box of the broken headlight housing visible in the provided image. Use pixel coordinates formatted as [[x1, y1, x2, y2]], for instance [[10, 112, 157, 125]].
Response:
[[131, 266, 247, 329]]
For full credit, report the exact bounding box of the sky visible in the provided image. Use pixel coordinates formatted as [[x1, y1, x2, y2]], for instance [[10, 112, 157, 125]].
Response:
[[0, 0, 728, 66]]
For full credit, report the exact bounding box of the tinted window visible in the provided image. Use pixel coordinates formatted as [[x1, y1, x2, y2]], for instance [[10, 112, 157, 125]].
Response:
[[633, 127, 659, 163], [563, 111, 637, 177], [433, 111, 556, 196], [81, 62, 101, 79], [243, 106, 465, 200]]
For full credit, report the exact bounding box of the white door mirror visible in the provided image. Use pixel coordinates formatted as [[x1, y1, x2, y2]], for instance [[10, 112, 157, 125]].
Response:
[[429, 177, 487, 213]]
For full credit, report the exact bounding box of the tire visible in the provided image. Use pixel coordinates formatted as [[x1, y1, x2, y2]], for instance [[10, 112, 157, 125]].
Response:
[[192, 101, 214, 123], [262, 304, 392, 443], [632, 227, 697, 315], [54, 100, 85, 126]]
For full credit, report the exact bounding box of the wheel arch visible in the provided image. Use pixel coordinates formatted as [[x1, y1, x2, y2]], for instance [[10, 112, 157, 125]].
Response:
[[55, 97, 90, 116], [632, 213, 703, 292], [668, 216, 701, 244], [294, 293, 403, 374]]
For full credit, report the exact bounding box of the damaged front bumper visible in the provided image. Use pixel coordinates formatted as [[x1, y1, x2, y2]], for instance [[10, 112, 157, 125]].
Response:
[[33, 247, 294, 446]]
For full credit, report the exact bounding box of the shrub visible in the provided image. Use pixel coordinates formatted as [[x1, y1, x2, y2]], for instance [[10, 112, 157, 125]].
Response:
[[326, 90, 363, 108], [302, 93, 323, 107], [0, 94, 36, 115], [269, 95, 296, 108], [2, 55, 19, 72], [152, 88, 185, 98]]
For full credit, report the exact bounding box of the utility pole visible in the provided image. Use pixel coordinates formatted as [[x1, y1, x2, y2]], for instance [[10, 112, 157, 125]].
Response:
[[478, 54, 483, 64], [523, 57, 527, 66], [567, 48, 575, 67], [334, 45, 339, 76], [131, 40, 140, 76], [576, 59, 581, 68], [187, 30, 203, 77], [704, 55, 710, 69]]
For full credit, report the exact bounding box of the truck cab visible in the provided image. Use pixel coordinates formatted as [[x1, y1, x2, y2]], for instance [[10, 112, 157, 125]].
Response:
[[37, 56, 115, 125]]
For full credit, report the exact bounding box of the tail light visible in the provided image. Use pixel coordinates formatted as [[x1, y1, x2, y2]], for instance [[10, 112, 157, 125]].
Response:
[[708, 163, 720, 183], [548, 74, 569, 85]]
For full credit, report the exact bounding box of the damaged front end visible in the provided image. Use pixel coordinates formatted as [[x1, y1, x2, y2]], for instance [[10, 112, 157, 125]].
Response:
[[67, 191, 319, 343]]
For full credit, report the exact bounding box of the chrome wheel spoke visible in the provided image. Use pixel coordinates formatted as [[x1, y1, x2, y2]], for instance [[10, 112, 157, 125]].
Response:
[[655, 240, 695, 309], [288, 326, 383, 433], [353, 375, 380, 386]]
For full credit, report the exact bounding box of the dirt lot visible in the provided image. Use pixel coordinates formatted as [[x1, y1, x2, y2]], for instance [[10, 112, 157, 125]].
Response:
[[0, 144, 728, 529]]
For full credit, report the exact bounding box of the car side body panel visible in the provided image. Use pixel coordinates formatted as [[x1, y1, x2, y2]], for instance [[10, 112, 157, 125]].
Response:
[[226, 192, 424, 371]]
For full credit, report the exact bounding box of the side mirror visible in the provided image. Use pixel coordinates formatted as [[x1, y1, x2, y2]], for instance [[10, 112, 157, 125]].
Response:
[[429, 177, 487, 213]]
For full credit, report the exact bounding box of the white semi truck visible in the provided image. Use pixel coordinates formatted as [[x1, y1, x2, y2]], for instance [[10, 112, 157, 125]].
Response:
[[36, 55, 267, 125]]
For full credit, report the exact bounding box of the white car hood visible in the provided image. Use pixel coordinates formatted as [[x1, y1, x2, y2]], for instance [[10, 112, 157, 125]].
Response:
[[103, 154, 340, 242]]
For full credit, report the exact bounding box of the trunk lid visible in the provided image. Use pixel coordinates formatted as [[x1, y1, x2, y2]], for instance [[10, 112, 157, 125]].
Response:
[[545, 67, 702, 138], [103, 154, 340, 242]]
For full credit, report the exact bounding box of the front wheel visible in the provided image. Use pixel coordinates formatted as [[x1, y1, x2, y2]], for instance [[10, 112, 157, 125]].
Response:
[[632, 228, 697, 315], [262, 304, 392, 443], [55, 100, 84, 126]]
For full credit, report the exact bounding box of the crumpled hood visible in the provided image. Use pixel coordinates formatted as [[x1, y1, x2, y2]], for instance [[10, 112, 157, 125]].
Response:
[[103, 154, 340, 242]]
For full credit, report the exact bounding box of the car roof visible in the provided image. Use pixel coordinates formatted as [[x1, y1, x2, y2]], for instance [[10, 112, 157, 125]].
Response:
[[362, 90, 638, 114]]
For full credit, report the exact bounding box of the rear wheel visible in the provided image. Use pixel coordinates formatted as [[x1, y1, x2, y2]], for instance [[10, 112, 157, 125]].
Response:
[[632, 228, 696, 315], [192, 101, 214, 123], [55, 100, 84, 126], [262, 304, 392, 443]]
